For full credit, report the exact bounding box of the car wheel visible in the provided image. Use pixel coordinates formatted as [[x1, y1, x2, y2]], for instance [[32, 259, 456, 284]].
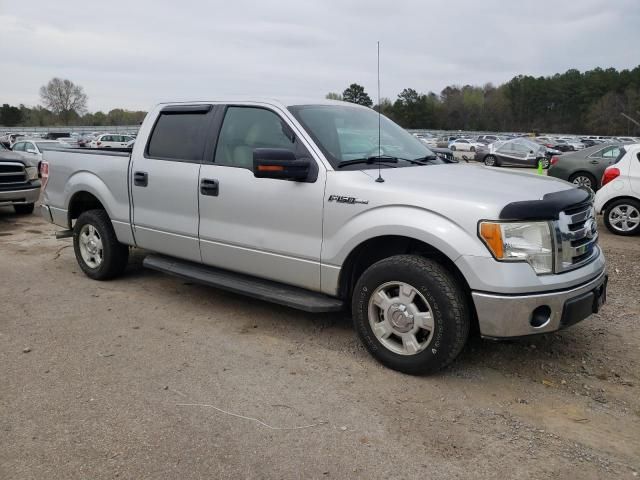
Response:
[[351, 255, 470, 375], [73, 209, 129, 280], [14, 203, 35, 215], [569, 172, 596, 190], [604, 199, 640, 236], [450, 146, 456, 151], [484, 155, 498, 167], [539, 158, 550, 169], [470, 146, 475, 152]]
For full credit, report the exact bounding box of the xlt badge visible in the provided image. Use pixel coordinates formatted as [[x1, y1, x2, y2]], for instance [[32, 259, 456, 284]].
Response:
[[328, 195, 369, 205]]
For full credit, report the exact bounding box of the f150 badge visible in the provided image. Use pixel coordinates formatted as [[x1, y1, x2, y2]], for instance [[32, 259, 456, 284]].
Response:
[[328, 195, 369, 205]]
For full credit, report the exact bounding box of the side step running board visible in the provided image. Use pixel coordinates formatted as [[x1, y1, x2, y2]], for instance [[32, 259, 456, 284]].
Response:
[[143, 254, 344, 313]]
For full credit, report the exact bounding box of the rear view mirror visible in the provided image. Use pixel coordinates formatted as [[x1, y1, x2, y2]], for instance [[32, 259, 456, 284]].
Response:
[[253, 148, 316, 182]]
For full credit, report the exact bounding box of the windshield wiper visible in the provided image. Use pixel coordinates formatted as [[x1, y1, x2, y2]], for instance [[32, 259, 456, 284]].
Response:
[[336, 155, 399, 168], [397, 155, 440, 165]]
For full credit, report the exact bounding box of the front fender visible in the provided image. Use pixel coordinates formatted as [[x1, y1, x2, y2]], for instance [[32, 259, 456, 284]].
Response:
[[322, 204, 489, 267]]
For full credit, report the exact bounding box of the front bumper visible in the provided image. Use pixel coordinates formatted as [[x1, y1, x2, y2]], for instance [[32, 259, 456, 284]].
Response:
[[0, 185, 40, 206], [472, 270, 607, 338]]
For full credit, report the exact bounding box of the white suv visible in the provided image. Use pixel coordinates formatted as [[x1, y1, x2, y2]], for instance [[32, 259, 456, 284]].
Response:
[[90, 134, 135, 148], [595, 144, 640, 235]]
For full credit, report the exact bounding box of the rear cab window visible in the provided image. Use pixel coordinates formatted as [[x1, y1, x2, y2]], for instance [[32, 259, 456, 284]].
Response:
[[146, 106, 211, 162]]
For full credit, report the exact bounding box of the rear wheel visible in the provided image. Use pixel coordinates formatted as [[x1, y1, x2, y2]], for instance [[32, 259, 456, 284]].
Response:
[[604, 199, 640, 236], [14, 203, 35, 215], [73, 209, 129, 279], [539, 158, 550, 169], [569, 172, 596, 190], [352, 255, 470, 375]]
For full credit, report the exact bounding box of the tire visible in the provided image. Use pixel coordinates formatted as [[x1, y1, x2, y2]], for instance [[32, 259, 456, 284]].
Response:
[[540, 158, 550, 169], [352, 255, 470, 375], [14, 203, 35, 215], [73, 209, 129, 280], [569, 172, 596, 190], [450, 146, 456, 151], [484, 155, 498, 167], [470, 146, 475, 152], [604, 199, 640, 236]]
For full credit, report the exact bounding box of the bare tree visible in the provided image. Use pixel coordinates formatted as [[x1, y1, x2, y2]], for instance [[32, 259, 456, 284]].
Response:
[[39, 78, 88, 124]]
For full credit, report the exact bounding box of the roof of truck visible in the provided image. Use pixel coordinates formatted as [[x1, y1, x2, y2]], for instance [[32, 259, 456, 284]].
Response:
[[155, 98, 364, 108]]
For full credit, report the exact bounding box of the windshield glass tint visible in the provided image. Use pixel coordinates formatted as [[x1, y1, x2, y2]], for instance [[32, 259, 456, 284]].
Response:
[[288, 104, 434, 169]]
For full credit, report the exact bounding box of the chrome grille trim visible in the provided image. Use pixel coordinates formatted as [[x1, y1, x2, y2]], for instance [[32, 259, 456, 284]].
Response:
[[553, 201, 599, 273], [0, 162, 27, 184]]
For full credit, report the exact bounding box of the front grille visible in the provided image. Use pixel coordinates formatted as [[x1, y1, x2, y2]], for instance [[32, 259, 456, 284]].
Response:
[[553, 201, 599, 272], [0, 162, 27, 185]]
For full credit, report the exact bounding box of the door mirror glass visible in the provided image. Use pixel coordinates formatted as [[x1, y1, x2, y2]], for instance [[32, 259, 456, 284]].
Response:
[[253, 148, 312, 182]]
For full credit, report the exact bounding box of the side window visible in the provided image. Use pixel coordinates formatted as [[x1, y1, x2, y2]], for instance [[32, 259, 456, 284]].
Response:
[[102, 135, 112, 142], [147, 111, 209, 161], [214, 107, 299, 170], [12, 142, 25, 151], [602, 147, 620, 158]]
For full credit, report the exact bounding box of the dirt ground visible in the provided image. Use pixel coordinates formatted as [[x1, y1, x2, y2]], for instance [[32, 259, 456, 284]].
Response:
[[1, 206, 638, 479]]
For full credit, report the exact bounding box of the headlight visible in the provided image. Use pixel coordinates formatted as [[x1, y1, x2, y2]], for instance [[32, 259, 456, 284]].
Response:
[[25, 166, 38, 180], [479, 221, 553, 274]]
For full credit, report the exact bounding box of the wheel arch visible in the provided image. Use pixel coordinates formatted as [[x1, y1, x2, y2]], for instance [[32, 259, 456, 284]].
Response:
[[336, 234, 477, 332], [601, 195, 640, 214]]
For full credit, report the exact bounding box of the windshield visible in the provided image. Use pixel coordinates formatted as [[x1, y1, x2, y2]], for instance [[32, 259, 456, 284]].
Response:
[[288, 104, 437, 170]]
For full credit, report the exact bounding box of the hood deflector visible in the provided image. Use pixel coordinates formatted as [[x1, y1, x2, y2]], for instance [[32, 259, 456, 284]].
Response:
[[499, 188, 591, 221]]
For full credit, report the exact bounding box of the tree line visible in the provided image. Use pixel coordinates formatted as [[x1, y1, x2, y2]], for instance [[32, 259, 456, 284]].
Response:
[[330, 65, 640, 135], [2, 68, 640, 134], [0, 78, 146, 128]]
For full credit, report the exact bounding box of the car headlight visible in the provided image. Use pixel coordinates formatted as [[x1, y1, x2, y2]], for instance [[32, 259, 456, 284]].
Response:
[[479, 221, 553, 274], [25, 166, 38, 180]]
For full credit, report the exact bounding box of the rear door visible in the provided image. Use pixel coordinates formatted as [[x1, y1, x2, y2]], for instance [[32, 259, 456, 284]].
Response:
[[630, 149, 640, 195], [197, 104, 325, 290], [130, 104, 215, 262]]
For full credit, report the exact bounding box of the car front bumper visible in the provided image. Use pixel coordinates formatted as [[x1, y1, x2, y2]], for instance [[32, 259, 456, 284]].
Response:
[[472, 270, 607, 338], [0, 185, 40, 206]]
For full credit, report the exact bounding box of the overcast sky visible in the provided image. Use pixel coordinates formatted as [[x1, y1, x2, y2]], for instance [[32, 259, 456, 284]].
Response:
[[1, 0, 639, 112]]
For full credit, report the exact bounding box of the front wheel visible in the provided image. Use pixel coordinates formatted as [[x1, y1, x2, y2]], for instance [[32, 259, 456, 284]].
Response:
[[604, 199, 640, 236], [450, 146, 456, 151], [352, 255, 470, 375], [484, 155, 498, 167], [73, 209, 129, 280]]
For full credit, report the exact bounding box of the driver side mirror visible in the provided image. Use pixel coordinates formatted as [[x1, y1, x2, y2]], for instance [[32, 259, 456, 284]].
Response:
[[253, 148, 317, 182]]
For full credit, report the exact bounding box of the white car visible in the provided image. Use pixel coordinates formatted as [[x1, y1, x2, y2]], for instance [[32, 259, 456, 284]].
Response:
[[11, 139, 63, 163], [90, 134, 135, 148], [448, 138, 483, 152], [595, 143, 640, 235]]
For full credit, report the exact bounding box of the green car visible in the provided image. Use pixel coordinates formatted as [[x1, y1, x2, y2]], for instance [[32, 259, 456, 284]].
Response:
[[547, 143, 625, 190]]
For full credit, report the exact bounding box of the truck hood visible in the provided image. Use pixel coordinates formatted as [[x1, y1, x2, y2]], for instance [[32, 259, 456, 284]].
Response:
[[356, 164, 575, 230], [0, 151, 32, 166]]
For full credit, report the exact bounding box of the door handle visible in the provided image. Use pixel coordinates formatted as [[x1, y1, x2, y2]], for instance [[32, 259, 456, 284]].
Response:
[[589, 160, 599, 164], [200, 178, 219, 196], [134, 171, 148, 187]]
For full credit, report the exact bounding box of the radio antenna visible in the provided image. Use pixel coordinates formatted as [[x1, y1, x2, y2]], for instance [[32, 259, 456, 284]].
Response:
[[375, 40, 384, 183]]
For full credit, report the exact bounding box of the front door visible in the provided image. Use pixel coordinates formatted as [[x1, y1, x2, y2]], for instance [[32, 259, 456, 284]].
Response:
[[131, 105, 214, 262], [198, 105, 325, 290]]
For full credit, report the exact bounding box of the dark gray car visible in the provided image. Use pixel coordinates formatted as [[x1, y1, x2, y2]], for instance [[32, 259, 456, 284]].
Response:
[[547, 144, 624, 190]]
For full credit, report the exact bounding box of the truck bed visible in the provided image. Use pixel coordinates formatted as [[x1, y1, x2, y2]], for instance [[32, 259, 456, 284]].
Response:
[[43, 148, 133, 238]]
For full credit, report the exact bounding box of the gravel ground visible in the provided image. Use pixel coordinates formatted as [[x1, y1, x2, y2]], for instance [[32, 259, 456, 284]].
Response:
[[0, 205, 638, 479]]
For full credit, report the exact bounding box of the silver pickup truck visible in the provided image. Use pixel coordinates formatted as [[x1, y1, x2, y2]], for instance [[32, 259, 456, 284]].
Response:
[[41, 99, 607, 374]]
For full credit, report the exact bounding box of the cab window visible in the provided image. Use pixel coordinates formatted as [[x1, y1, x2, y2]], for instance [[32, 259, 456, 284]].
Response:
[[214, 107, 302, 170]]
